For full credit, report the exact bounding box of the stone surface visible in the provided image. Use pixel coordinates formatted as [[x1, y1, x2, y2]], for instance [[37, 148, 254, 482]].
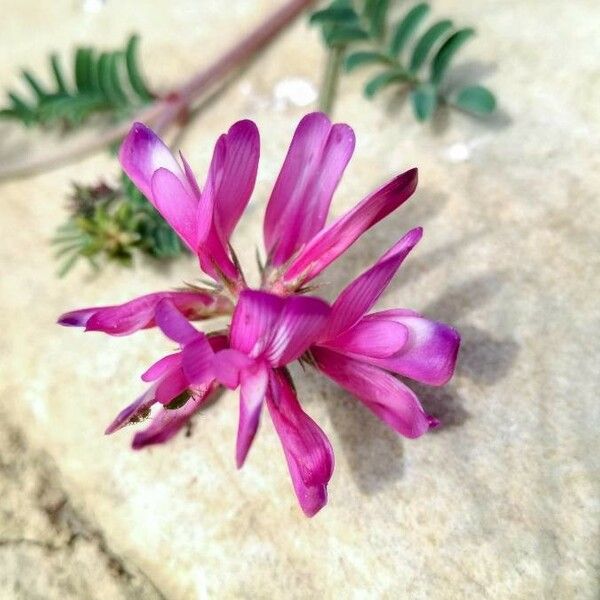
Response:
[[0, 1, 599, 598]]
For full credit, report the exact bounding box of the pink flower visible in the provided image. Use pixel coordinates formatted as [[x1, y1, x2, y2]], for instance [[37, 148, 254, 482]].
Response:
[[104, 299, 224, 449], [263, 113, 418, 294], [211, 289, 333, 515], [311, 228, 460, 438], [119, 120, 259, 288], [58, 290, 232, 336], [58, 112, 460, 517]]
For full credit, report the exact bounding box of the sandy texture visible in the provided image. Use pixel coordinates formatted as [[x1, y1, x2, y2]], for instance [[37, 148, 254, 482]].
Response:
[[0, 0, 598, 598]]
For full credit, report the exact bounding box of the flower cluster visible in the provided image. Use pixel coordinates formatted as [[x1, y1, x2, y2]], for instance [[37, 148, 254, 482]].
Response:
[[59, 113, 460, 516]]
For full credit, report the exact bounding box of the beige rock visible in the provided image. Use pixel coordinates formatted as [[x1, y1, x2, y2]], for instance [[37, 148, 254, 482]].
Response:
[[0, 0, 598, 598]]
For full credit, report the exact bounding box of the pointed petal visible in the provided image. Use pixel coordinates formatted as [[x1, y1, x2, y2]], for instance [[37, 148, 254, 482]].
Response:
[[230, 290, 285, 356], [180, 152, 202, 198], [155, 299, 199, 345], [119, 122, 191, 200], [212, 349, 255, 389], [193, 121, 259, 284], [57, 307, 97, 328], [181, 336, 215, 385], [323, 319, 408, 358], [197, 225, 239, 283], [132, 382, 219, 449], [266, 369, 334, 517], [236, 364, 269, 467], [264, 113, 355, 266], [58, 290, 230, 336], [208, 120, 260, 244], [265, 295, 330, 366], [105, 384, 158, 434], [363, 311, 461, 385], [141, 353, 181, 382], [324, 228, 423, 338], [282, 168, 418, 287], [150, 168, 202, 250], [313, 347, 431, 438]]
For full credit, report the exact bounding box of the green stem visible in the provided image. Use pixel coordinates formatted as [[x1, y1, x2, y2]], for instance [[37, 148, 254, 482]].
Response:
[[318, 45, 345, 115]]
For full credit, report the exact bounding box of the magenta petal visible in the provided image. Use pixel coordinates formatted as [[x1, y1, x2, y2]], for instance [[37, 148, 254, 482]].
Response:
[[323, 319, 409, 358], [313, 347, 431, 439], [266, 369, 334, 517], [155, 367, 188, 404], [208, 120, 260, 244], [119, 122, 193, 201], [105, 384, 158, 434], [150, 168, 201, 250], [212, 349, 255, 389], [229, 290, 329, 366], [132, 382, 219, 449], [363, 311, 461, 385], [230, 290, 285, 356], [197, 225, 239, 283], [282, 168, 418, 287], [57, 308, 97, 328], [324, 227, 423, 338], [141, 353, 181, 382], [180, 151, 202, 198], [155, 299, 199, 346], [264, 113, 355, 266], [58, 290, 229, 337], [181, 336, 215, 385], [265, 295, 330, 366], [236, 364, 269, 467]]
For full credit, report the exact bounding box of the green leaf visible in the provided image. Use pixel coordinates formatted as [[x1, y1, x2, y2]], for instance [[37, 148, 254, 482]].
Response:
[[2, 36, 155, 130], [22, 70, 48, 100], [325, 25, 370, 47], [3, 92, 35, 125], [75, 47, 94, 92], [430, 27, 475, 84], [409, 19, 453, 72], [411, 83, 437, 120], [309, 6, 358, 25], [364, 68, 413, 98], [363, 0, 390, 39], [125, 35, 153, 101], [98, 52, 128, 107], [454, 85, 496, 114], [50, 54, 68, 94], [57, 252, 80, 277], [389, 3, 430, 56], [344, 50, 392, 72]]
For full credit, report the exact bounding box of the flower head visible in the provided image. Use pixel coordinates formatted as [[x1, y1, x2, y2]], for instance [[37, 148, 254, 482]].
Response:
[[58, 112, 460, 516]]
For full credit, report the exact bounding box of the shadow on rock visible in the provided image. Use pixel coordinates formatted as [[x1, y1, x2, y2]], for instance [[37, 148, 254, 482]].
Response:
[[324, 379, 405, 496], [457, 325, 519, 386], [423, 273, 520, 387], [412, 384, 471, 431]]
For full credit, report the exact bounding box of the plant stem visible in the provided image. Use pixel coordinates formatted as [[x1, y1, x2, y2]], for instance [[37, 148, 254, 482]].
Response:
[[0, 0, 315, 180], [318, 45, 344, 115]]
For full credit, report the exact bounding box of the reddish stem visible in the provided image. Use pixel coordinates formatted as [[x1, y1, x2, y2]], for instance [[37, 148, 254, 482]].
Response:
[[0, 0, 315, 179]]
